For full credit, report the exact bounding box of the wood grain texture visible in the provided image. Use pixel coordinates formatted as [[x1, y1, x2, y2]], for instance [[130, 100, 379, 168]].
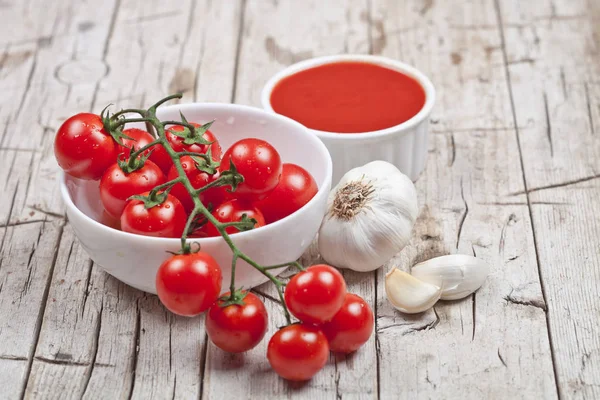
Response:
[[371, 0, 557, 398], [498, 0, 600, 397], [0, 0, 597, 398]]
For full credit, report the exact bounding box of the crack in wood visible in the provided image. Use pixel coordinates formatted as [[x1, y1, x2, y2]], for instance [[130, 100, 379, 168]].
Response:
[[126, 301, 141, 400], [448, 132, 456, 167], [0, 355, 28, 361], [510, 173, 600, 195], [471, 293, 477, 341], [499, 213, 517, 256], [81, 260, 95, 319], [492, 2, 561, 397], [373, 269, 381, 400], [456, 178, 469, 249], [230, 0, 247, 103], [81, 302, 103, 397], [251, 288, 281, 305], [497, 348, 508, 368], [503, 294, 547, 311], [198, 334, 208, 400], [543, 92, 554, 157], [560, 67, 567, 98], [125, 10, 182, 24], [585, 82, 595, 135]]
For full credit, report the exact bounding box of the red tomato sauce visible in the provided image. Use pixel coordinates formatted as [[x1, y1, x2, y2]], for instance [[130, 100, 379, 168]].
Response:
[[269, 61, 426, 133]]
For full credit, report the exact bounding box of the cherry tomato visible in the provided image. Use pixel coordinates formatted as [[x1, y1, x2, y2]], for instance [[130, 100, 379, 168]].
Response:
[[205, 292, 268, 353], [119, 128, 172, 173], [100, 160, 166, 219], [255, 163, 318, 223], [156, 252, 222, 316], [166, 123, 221, 161], [321, 293, 374, 353], [267, 324, 329, 381], [219, 138, 282, 201], [54, 113, 117, 180], [167, 156, 228, 213], [284, 264, 347, 324], [120, 192, 187, 238], [203, 199, 266, 237]]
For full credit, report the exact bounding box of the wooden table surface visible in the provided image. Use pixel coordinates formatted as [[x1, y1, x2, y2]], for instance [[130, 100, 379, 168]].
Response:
[[1, 0, 599, 398]]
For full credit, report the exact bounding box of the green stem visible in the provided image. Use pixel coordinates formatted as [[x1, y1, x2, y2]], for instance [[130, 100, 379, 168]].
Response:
[[148, 93, 182, 112], [111, 108, 147, 119], [263, 261, 305, 272], [120, 94, 298, 325], [150, 178, 182, 194], [229, 252, 239, 298]]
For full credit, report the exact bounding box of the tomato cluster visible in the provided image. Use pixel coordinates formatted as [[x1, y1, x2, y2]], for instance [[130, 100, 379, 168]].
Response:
[[268, 265, 374, 380], [54, 105, 371, 383], [54, 113, 318, 237], [156, 257, 374, 381]]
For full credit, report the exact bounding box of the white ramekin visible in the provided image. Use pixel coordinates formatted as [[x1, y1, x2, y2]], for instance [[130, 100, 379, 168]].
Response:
[[261, 54, 435, 183]]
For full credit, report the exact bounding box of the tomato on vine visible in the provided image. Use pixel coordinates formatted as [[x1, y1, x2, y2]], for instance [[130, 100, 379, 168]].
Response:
[[100, 159, 166, 219], [205, 291, 268, 353], [255, 163, 318, 223], [167, 156, 228, 213], [156, 252, 222, 317], [321, 293, 374, 353], [284, 264, 347, 324], [267, 324, 329, 381], [54, 113, 118, 180], [118, 128, 172, 173], [203, 199, 266, 237], [120, 192, 187, 238], [219, 138, 282, 201]]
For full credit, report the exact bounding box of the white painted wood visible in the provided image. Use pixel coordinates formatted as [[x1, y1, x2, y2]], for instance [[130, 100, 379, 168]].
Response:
[[498, 0, 600, 397], [0, 0, 597, 398], [371, 0, 557, 398]]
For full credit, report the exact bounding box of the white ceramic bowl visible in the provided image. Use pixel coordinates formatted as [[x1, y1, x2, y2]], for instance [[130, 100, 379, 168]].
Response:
[[60, 103, 332, 294], [261, 54, 435, 183]]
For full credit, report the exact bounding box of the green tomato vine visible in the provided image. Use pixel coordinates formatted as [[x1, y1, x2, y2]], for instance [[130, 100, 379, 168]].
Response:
[[105, 93, 304, 324]]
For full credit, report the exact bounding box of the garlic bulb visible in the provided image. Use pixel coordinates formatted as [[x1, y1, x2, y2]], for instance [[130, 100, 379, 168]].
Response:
[[385, 268, 441, 313], [411, 255, 489, 300], [318, 161, 418, 272]]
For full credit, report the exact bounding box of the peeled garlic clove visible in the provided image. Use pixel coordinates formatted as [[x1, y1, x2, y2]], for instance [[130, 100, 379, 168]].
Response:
[[385, 268, 442, 314], [411, 255, 489, 301]]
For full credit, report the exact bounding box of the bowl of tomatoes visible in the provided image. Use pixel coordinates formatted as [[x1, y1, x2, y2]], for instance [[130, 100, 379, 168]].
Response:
[[59, 103, 332, 294]]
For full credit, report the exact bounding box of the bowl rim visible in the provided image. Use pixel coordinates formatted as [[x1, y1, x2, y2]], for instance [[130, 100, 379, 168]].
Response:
[[60, 102, 333, 244], [260, 54, 436, 140]]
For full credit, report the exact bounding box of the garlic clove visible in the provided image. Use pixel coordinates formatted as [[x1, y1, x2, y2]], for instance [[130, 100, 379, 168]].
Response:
[[411, 255, 489, 301], [385, 268, 442, 314]]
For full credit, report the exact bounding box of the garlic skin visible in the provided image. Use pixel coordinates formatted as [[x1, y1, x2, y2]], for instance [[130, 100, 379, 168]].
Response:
[[411, 255, 489, 300], [318, 161, 419, 272], [385, 268, 441, 314]]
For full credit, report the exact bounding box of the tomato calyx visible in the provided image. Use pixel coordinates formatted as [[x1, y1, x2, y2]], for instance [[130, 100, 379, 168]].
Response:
[[220, 213, 258, 233], [167, 112, 215, 146], [190, 149, 220, 175], [128, 188, 171, 209], [219, 160, 244, 192], [219, 289, 249, 307], [117, 147, 154, 174], [100, 105, 137, 146]]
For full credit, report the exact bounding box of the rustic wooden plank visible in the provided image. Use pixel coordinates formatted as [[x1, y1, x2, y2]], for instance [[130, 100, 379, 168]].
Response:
[[0, 220, 63, 399], [20, 0, 242, 399], [201, 1, 377, 399], [370, 0, 557, 398], [497, 0, 600, 397]]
